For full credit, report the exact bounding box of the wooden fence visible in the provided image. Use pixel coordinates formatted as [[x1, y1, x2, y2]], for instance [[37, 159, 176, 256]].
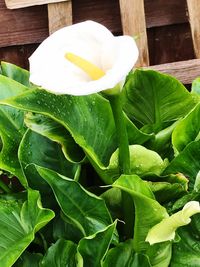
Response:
[[0, 0, 200, 84]]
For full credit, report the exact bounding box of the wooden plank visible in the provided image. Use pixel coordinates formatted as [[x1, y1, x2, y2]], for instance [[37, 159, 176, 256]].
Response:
[[0, 0, 48, 48], [5, 0, 67, 9], [146, 59, 200, 84], [119, 0, 149, 67], [186, 0, 200, 58], [145, 0, 187, 28], [48, 1, 72, 34]]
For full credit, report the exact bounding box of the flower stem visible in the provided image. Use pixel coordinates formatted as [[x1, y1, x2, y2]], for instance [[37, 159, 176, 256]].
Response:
[[108, 93, 133, 239], [108, 94, 130, 175], [0, 178, 12, 193]]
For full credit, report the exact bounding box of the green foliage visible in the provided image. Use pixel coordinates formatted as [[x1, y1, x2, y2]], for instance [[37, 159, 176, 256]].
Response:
[[0, 62, 200, 266], [40, 239, 77, 267], [122, 69, 196, 132], [0, 189, 54, 267], [36, 166, 113, 236], [77, 221, 117, 267]]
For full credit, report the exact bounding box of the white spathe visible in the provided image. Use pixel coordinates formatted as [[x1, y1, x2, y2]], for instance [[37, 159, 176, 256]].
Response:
[[146, 201, 200, 245], [29, 21, 139, 95]]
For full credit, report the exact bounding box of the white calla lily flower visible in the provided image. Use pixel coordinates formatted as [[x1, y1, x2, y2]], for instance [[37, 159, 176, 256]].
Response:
[[146, 201, 200, 245], [29, 21, 138, 95]]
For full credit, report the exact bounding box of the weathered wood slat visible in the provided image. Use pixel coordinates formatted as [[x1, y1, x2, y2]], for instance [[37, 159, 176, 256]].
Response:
[[145, 0, 187, 28], [186, 0, 200, 58], [147, 59, 200, 84], [48, 1, 72, 34], [5, 0, 67, 9], [0, 0, 48, 48], [119, 0, 149, 67]]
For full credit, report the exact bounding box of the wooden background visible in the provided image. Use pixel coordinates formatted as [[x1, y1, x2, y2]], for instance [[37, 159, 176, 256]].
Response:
[[0, 0, 195, 70]]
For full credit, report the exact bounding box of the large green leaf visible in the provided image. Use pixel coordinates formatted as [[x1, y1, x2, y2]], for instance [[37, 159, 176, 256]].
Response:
[[40, 239, 77, 267], [103, 240, 151, 267], [18, 129, 79, 191], [0, 75, 29, 185], [24, 112, 85, 163], [0, 87, 152, 183], [122, 70, 196, 132], [172, 103, 200, 154], [36, 166, 113, 236], [0, 89, 117, 167], [77, 221, 117, 267], [0, 189, 54, 266], [164, 140, 200, 189]]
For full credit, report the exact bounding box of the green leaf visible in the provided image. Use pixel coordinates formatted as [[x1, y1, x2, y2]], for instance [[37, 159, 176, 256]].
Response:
[[36, 166, 113, 236], [101, 188, 122, 219], [0, 75, 28, 185], [103, 240, 151, 267], [19, 129, 79, 191], [144, 173, 188, 203], [147, 121, 179, 159], [171, 191, 200, 212], [0, 73, 28, 99], [40, 239, 77, 267], [109, 145, 168, 177], [14, 252, 42, 267], [113, 175, 168, 251], [1, 61, 31, 87], [126, 114, 153, 145], [24, 112, 85, 163], [113, 175, 172, 267], [171, 224, 200, 266], [192, 77, 200, 96], [77, 221, 117, 267], [172, 103, 200, 154], [147, 180, 187, 203], [0, 107, 26, 185], [147, 242, 171, 267], [53, 214, 83, 243], [164, 140, 200, 189], [0, 189, 54, 266], [122, 70, 196, 132]]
